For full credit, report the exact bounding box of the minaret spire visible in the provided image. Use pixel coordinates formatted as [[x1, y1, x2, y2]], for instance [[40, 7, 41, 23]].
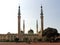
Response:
[[36, 20, 38, 34], [23, 20, 25, 34], [18, 5, 21, 40], [40, 5, 44, 38]]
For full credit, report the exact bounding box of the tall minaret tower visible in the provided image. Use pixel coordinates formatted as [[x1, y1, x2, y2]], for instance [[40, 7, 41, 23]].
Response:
[[40, 5, 44, 37], [18, 6, 21, 39], [36, 20, 38, 34], [23, 20, 25, 34]]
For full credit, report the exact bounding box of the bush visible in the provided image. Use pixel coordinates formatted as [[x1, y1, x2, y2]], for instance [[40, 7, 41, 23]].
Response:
[[14, 38, 19, 42], [38, 38, 42, 42], [42, 37, 49, 42]]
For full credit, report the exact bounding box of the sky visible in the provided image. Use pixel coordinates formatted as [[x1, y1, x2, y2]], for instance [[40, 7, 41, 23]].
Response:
[[0, 0, 60, 34]]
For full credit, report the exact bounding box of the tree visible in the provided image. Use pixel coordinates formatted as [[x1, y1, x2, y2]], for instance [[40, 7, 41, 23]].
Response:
[[14, 38, 19, 42], [42, 27, 59, 42], [23, 37, 29, 42]]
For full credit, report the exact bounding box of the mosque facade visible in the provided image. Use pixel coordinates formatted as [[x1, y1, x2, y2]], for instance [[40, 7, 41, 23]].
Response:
[[0, 5, 44, 42]]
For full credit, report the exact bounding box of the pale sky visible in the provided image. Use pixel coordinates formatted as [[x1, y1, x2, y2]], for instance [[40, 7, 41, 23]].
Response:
[[0, 0, 60, 34]]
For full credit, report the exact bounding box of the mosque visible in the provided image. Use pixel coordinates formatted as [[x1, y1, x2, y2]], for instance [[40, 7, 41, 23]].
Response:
[[0, 5, 44, 41]]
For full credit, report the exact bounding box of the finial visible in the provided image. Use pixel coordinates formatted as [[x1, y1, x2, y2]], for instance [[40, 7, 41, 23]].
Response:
[[18, 5, 21, 16], [41, 5, 42, 8], [19, 6, 20, 8], [40, 5, 43, 15]]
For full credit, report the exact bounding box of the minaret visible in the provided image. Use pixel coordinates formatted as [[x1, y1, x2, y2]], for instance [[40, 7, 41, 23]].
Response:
[[36, 20, 38, 34], [40, 5, 44, 37], [23, 20, 25, 34], [18, 6, 21, 39]]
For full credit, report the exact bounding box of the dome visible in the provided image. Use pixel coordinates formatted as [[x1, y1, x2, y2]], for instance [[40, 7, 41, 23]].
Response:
[[28, 29, 34, 34], [20, 31, 24, 34], [7, 32, 11, 34]]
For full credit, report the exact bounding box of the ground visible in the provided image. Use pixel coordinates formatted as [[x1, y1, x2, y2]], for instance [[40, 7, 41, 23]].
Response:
[[0, 42, 60, 45]]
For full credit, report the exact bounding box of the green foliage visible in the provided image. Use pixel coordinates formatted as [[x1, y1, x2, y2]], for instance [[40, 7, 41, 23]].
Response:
[[33, 38, 38, 42], [43, 27, 59, 37], [23, 37, 29, 42], [42, 27, 59, 42], [14, 38, 19, 42], [38, 38, 42, 42], [42, 36, 50, 41]]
